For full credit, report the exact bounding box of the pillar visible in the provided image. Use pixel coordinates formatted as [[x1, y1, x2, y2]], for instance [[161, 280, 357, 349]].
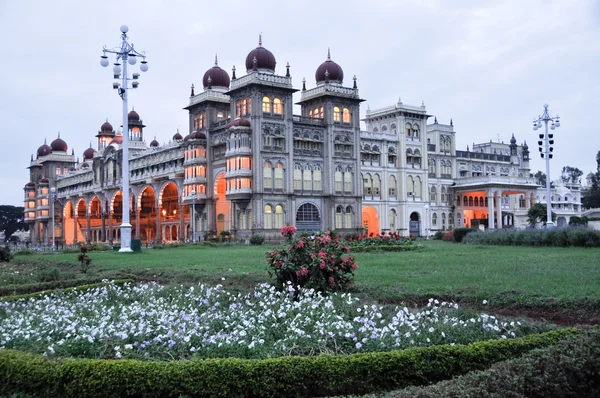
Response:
[[86, 208, 91, 243], [487, 189, 495, 229], [100, 203, 106, 242], [179, 204, 185, 242], [155, 205, 161, 242], [73, 205, 78, 245], [496, 191, 502, 229]]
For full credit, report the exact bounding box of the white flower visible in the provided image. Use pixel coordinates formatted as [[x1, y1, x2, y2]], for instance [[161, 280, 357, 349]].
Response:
[[482, 300, 488, 305], [124, 344, 133, 350], [355, 342, 362, 349]]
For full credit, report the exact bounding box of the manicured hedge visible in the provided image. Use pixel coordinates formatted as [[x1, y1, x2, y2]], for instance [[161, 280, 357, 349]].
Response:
[[0, 278, 123, 297], [350, 244, 423, 253], [463, 227, 600, 247], [0, 329, 577, 397], [453, 228, 476, 243], [384, 329, 600, 397], [0, 279, 134, 302]]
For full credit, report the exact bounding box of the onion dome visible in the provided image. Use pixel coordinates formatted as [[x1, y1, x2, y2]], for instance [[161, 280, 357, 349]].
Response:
[[203, 55, 231, 89], [184, 131, 207, 141], [100, 120, 113, 132], [173, 131, 183, 141], [37, 140, 52, 157], [150, 137, 159, 147], [24, 182, 35, 189], [245, 34, 276, 72], [51, 133, 68, 152], [316, 49, 344, 84], [510, 134, 517, 145], [225, 118, 251, 129], [128, 110, 140, 121], [69, 166, 77, 171], [83, 146, 96, 160], [81, 162, 90, 168], [39, 178, 49, 184]]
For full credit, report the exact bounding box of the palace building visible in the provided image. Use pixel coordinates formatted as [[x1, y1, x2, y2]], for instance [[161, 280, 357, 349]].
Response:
[[23, 39, 583, 245]]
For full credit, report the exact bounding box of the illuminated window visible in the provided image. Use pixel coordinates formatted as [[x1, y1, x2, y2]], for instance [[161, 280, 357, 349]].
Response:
[[313, 166, 322, 191], [275, 205, 284, 228], [345, 206, 353, 228], [344, 169, 352, 193], [264, 205, 273, 229], [335, 168, 343, 192], [293, 164, 302, 190], [303, 165, 312, 191], [263, 161, 273, 189], [217, 111, 224, 119], [333, 106, 341, 122], [274, 163, 284, 190], [273, 98, 282, 114], [343, 108, 351, 123], [335, 206, 343, 229], [194, 113, 205, 129], [262, 96, 271, 113]]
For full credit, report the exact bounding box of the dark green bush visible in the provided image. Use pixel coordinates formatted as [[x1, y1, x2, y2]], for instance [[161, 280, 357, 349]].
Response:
[[453, 228, 476, 243], [0, 278, 118, 297], [350, 244, 423, 252], [0, 246, 13, 263], [388, 329, 600, 397], [463, 227, 600, 247], [249, 234, 265, 245], [433, 231, 444, 240], [13, 249, 35, 256], [0, 330, 577, 397], [0, 279, 134, 302]]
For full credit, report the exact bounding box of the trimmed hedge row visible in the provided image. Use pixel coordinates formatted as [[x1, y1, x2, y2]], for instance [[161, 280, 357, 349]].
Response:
[[0, 279, 134, 302], [385, 329, 600, 397], [463, 227, 600, 247], [0, 329, 577, 397], [0, 278, 122, 297], [350, 244, 423, 253]]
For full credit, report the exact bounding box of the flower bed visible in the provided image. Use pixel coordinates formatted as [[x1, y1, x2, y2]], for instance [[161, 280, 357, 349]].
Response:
[[1, 281, 534, 361], [345, 232, 423, 251]]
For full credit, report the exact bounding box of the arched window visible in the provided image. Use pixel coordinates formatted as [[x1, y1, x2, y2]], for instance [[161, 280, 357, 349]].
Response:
[[441, 186, 447, 203], [335, 168, 343, 192], [442, 213, 446, 229], [264, 205, 273, 229], [274, 163, 284, 190], [293, 164, 302, 191], [262, 96, 271, 113], [413, 126, 420, 139], [296, 203, 321, 232], [389, 209, 396, 231], [432, 212, 437, 226], [381, 125, 388, 132], [303, 165, 312, 191], [415, 177, 422, 197], [429, 159, 436, 176], [344, 169, 353, 193], [275, 205, 284, 228], [405, 123, 412, 137], [389, 175, 397, 197], [217, 111, 224, 119], [469, 196, 474, 207], [263, 161, 273, 189], [373, 174, 381, 196], [430, 186, 437, 202], [449, 212, 454, 226], [238, 210, 244, 230], [333, 106, 341, 122], [335, 206, 343, 229], [273, 98, 282, 114], [406, 175, 414, 196], [343, 108, 351, 123], [474, 197, 479, 207], [363, 173, 372, 196], [313, 166, 322, 191], [345, 206, 353, 228]]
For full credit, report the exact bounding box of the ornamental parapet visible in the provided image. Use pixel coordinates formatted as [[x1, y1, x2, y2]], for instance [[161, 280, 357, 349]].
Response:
[[300, 84, 359, 102], [230, 72, 293, 91]]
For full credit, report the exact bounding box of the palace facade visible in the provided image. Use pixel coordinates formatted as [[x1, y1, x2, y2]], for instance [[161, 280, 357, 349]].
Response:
[[23, 40, 583, 245]]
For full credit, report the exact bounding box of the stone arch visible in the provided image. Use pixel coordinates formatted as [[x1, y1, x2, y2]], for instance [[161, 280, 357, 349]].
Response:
[[361, 206, 379, 236], [409, 211, 421, 236], [138, 185, 157, 242], [214, 171, 230, 234], [295, 201, 321, 233]]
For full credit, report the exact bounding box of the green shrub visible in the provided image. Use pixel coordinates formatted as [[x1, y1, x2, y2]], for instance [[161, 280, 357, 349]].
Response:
[[13, 249, 35, 256], [0, 278, 121, 297], [453, 228, 476, 243], [389, 329, 600, 397], [350, 244, 423, 252], [0, 246, 13, 263], [249, 234, 265, 246], [462, 227, 600, 247], [0, 329, 577, 398], [441, 230, 454, 241], [0, 279, 134, 302], [433, 231, 444, 240]]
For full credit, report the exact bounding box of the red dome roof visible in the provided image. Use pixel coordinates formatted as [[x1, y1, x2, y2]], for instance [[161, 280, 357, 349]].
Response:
[[173, 132, 183, 141], [24, 182, 35, 189], [226, 118, 251, 129], [184, 131, 207, 141], [245, 36, 276, 72], [83, 147, 96, 160], [128, 110, 140, 121], [100, 121, 113, 132], [150, 139, 159, 147], [39, 178, 49, 184], [315, 50, 344, 84], [37, 143, 52, 157], [203, 56, 231, 88], [51, 136, 68, 152], [81, 162, 90, 168]]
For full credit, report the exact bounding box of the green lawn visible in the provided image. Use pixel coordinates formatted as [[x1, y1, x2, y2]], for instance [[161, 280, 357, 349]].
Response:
[[6, 241, 600, 310]]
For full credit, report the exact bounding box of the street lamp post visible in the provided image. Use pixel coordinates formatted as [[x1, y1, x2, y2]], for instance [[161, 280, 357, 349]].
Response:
[[50, 187, 56, 250], [100, 25, 148, 252], [533, 104, 560, 228], [188, 190, 197, 242]]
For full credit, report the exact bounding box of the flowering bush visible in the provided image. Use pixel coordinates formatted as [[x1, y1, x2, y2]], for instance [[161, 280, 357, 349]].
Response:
[[280, 225, 297, 242], [0, 281, 527, 361], [344, 232, 421, 251], [267, 231, 356, 294], [442, 230, 455, 241]]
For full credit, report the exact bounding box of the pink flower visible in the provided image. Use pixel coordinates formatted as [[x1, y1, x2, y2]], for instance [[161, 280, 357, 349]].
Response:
[[300, 267, 309, 276], [318, 250, 326, 258], [320, 260, 326, 269], [320, 235, 331, 244], [294, 241, 304, 249]]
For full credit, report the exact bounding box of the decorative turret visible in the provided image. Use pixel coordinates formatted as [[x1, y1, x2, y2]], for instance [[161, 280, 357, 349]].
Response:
[[97, 119, 115, 151], [315, 48, 344, 85], [127, 108, 145, 142]]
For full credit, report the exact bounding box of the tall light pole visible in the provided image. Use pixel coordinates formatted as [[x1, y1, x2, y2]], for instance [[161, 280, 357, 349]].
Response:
[[533, 104, 560, 228], [100, 25, 148, 252], [188, 189, 197, 242], [50, 187, 56, 250]]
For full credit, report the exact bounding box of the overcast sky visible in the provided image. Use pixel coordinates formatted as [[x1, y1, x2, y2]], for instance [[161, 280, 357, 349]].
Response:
[[1, 0, 599, 206]]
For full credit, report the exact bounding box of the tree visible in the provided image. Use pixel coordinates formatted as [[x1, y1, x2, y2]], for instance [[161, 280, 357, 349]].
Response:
[[0, 205, 28, 242], [561, 166, 583, 184], [533, 171, 547, 187], [527, 203, 556, 227], [582, 151, 600, 209]]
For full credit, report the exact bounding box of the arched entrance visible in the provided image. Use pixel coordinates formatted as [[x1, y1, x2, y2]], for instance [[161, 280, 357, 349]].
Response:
[[409, 212, 421, 237], [76, 199, 87, 243], [557, 216, 567, 227], [159, 182, 180, 242], [89, 197, 101, 242], [214, 173, 230, 234], [361, 206, 379, 236], [63, 201, 76, 245], [296, 202, 321, 232], [138, 186, 157, 242], [111, 191, 135, 241]]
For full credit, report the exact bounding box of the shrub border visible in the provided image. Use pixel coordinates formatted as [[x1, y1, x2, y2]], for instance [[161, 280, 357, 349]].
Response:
[[0, 329, 577, 398], [0, 279, 134, 302], [351, 245, 423, 252]]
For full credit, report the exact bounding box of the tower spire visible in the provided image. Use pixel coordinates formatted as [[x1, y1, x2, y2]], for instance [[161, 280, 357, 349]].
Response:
[[258, 33, 262, 46], [214, 54, 218, 65], [327, 47, 331, 60]]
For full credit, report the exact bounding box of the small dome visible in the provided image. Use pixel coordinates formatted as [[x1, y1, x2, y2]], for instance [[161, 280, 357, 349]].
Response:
[[83, 147, 96, 160], [37, 143, 52, 157], [225, 118, 251, 129], [173, 132, 183, 141], [184, 131, 207, 141], [555, 183, 571, 195], [523, 142, 529, 151], [510, 134, 517, 145], [24, 182, 35, 189], [100, 121, 113, 132], [150, 139, 159, 147], [128, 110, 140, 121], [69, 166, 77, 171], [39, 178, 49, 184], [315, 49, 344, 84], [203, 55, 231, 88], [51, 136, 68, 152], [81, 162, 90, 168], [245, 36, 276, 72]]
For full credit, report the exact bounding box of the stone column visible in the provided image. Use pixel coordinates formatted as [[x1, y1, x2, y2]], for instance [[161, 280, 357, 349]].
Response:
[[496, 191, 502, 229], [135, 209, 141, 239], [487, 189, 495, 229], [155, 205, 161, 242], [73, 205, 78, 245], [179, 205, 185, 242], [100, 203, 106, 242], [86, 207, 91, 243], [108, 210, 113, 243]]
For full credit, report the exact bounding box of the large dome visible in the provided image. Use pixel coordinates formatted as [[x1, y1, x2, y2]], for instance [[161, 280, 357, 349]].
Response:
[[50, 135, 68, 152], [83, 147, 96, 160], [203, 55, 230, 89], [315, 49, 344, 84], [245, 36, 276, 72], [37, 141, 52, 157], [100, 120, 113, 132], [128, 110, 140, 121]]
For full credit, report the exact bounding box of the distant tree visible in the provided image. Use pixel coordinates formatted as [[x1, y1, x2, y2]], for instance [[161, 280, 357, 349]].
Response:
[[560, 166, 583, 184], [533, 171, 547, 187], [0, 205, 28, 242], [527, 203, 556, 227], [582, 150, 600, 209]]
